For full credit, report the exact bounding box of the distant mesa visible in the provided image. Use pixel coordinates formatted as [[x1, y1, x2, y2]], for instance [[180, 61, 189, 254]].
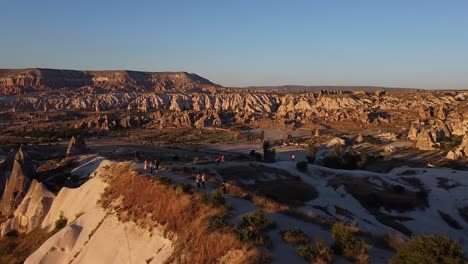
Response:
[[0, 68, 220, 94]]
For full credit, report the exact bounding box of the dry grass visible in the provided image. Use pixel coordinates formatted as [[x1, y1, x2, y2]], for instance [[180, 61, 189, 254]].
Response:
[[251, 194, 289, 212], [98, 162, 263, 264], [0, 228, 52, 264], [281, 228, 310, 244]]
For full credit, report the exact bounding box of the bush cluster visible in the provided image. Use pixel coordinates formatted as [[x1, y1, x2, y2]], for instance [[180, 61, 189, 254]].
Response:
[[157, 176, 173, 185], [390, 234, 465, 264], [242, 210, 275, 230], [204, 189, 226, 207], [332, 222, 368, 264], [297, 238, 333, 264], [323, 148, 367, 170], [237, 210, 275, 247], [296, 161, 308, 172], [281, 228, 309, 244]]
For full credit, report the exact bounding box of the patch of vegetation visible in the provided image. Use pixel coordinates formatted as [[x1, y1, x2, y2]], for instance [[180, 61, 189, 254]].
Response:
[[328, 175, 428, 213], [332, 222, 368, 264], [54, 211, 68, 231], [297, 238, 333, 264], [364, 135, 382, 145], [262, 140, 276, 163], [0, 228, 52, 264], [156, 176, 173, 185], [236, 227, 272, 248], [204, 189, 226, 207], [219, 165, 318, 207], [237, 210, 275, 248], [436, 177, 464, 190], [98, 163, 263, 264], [323, 147, 367, 170], [251, 194, 289, 211], [11, 126, 92, 140], [306, 142, 316, 164], [174, 182, 192, 194], [296, 160, 308, 172], [209, 212, 230, 230], [242, 210, 275, 230], [281, 228, 309, 244], [390, 235, 465, 264]]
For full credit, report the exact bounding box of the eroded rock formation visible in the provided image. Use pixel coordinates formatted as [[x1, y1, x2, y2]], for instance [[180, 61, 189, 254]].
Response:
[[0, 147, 35, 216], [66, 136, 87, 157]]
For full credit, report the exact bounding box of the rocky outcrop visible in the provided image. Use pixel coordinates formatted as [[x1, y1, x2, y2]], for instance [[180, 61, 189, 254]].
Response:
[[415, 128, 435, 150], [66, 136, 87, 157], [0, 149, 16, 199], [1, 180, 55, 235], [356, 133, 364, 143], [407, 123, 419, 140], [0, 147, 35, 216]]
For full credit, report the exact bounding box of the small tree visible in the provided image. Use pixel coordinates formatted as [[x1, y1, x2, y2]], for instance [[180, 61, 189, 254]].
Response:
[[54, 211, 68, 231], [332, 222, 368, 263], [262, 140, 276, 163], [306, 142, 316, 164], [296, 161, 308, 172]]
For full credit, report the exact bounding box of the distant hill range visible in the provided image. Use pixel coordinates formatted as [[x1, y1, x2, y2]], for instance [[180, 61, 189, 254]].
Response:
[[1, 68, 456, 95], [0, 68, 220, 94], [236, 85, 417, 93]]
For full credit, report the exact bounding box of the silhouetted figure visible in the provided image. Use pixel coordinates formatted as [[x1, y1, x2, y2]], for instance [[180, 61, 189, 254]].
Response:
[[201, 173, 206, 189], [221, 182, 227, 195], [196, 173, 201, 189]]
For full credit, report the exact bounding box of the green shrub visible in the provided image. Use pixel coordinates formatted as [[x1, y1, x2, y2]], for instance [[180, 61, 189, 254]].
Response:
[[281, 228, 309, 244], [262, 141, 276, 163], [306, 142, 316, 164], [206, 189, 226, 207], [209, 215, 229, 229], [157, 176, 173, 185], [175, 183, 192, 194], [332, 222, 368, 264], [236, 227, 272, 247], [390, 234, 465, 264], [342, 152, 359, 170], [242, 210, 275, 230], [323, 154, 342, 169], [296, 161, 308, 172], [54, 211, 68, 231], [237, 227, 261, 242], [297, 238, 333, 264]]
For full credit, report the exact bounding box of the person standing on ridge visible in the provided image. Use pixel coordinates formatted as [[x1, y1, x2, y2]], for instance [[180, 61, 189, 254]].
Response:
[[201, 172, 206, 189], [221, 181, 227, 195], [196, 173, 201, 189]]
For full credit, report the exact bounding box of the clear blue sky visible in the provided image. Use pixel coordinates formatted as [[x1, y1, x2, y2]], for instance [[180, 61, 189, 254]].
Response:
[[1, 0, 467, 89]]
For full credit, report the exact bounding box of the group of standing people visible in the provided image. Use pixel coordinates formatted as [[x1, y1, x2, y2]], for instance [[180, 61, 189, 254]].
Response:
[[215, 154, 225, 166], [195, 172, 206, 189], [288, 153, 296, 161], [144, 159, 161, 175], [195, 172, 227, 194]]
